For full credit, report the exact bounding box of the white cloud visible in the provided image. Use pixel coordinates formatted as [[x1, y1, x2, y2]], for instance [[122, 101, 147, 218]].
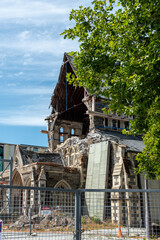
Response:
[[14, 72, 24, 77], [0, 53, 6, 66], [7, 83, 17, 87], [24, 53, 31, 58], [0, 116, 46, 126], [23, 61, 32, 66], [18, 31, 30, 41], [23, 59, 60, 67], [0, 103, 50, 126], [0, 0, 87, 130], [0, 0, 93, 27], [0, 37, 79, 55], [5, 86, 53, 95], [0, 1, 69, 20]]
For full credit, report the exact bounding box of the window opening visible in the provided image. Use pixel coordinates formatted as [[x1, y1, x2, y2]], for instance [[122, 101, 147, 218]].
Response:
[[105, 118, 108, 127], [112, 119, 117, 129], [118, 120, 120, 129], [60, 135, 64, 143], [124, 121, 129, 129], [0, 147, 3, 171], [0, 147, 3, 159], [60, 127, 64, 133], [71, 129, 74, 135], [60, 127, 64, 143]]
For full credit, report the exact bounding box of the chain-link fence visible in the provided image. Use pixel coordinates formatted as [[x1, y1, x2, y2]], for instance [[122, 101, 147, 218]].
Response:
[[0, 185, 160, 239]]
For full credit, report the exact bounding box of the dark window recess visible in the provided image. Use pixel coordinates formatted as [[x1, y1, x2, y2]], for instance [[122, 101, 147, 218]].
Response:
[[105, 118, 108, 127], [0, 147, 3, 171], [118, 120, 120, 128], [0, 147, 3, 159], [112, 119, 117, 129], [125, 121, 129, 129]]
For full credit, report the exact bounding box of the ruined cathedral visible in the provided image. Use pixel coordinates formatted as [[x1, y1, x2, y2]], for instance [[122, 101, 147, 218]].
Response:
[[1, 53, 160, 225]]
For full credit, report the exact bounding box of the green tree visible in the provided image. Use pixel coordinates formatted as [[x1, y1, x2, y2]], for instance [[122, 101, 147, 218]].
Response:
[[62, 0, 160, 179]]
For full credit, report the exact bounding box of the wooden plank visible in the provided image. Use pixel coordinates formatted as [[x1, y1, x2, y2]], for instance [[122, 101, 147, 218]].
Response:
[[86, 110, 131, 121], [40, 130, 48, 134]]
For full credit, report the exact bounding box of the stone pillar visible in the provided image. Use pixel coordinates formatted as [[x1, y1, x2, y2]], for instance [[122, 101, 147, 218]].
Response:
[[111, 192, 123, 224], [125, 192, 141, 227], [38, 168, 46, 215]]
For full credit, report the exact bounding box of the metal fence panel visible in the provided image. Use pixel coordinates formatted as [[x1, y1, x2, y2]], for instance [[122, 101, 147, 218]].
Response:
[[0, 186, 75, 240], [81, 189, 160, 240], [0, 186, 160, 239]]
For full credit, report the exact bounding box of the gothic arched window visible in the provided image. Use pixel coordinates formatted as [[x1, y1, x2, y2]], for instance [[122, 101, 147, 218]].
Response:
[[59, 127, 64, 143], [71, 129, 74, 135]]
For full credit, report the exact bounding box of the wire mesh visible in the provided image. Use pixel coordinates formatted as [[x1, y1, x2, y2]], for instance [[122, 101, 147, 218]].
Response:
[[0, 187, 75, 239], [81, 190, 160, 240], [0, 186, 159, 239]]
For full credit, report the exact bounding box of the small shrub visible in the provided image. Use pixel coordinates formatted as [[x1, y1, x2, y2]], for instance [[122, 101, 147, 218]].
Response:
[[90, 217, 102, 224], [81, 216, 86, 224]]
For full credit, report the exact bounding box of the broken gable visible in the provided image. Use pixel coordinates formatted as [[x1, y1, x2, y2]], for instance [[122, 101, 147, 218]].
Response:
[[46, 53, 89, 151]]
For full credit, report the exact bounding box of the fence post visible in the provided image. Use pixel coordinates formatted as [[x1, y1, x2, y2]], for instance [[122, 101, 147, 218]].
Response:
[[74, 190, 81, 240], [145, 178, 150, 240], [29, 207, 32, 235], [8, 157, 13, 213], [0, 220, 2, 240]]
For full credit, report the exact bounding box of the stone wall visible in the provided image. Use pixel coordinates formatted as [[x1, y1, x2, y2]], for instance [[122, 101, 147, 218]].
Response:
[[48, 120, 83, 151], [110, 142, 141, 226], [46, 171, 80, 189]]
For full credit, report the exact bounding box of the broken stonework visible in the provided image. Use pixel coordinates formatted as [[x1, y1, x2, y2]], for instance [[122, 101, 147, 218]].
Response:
[[10, 215, 29, 229], [55, 129, 144, 159], [40, 214, 51, 226], [9, 213, 74, 230], [31, 214, 44, 224], [55, 130, 121, 153], [54, 130, 118, 169]]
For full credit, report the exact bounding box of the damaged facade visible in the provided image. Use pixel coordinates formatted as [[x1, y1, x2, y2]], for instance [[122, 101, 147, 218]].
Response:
[[1, 145, 80, 215], [42, 53, 144, 225], [1, 52, 160, 226], [46, 53, 132, 152]]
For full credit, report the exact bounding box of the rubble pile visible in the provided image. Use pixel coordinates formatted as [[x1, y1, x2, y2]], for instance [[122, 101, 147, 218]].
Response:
[[55, 130, 117, 156], [9, 211, 74, 230], [53, 130, 123, 168], [56, 137, 87, 154], [10, 215, 30, 229]]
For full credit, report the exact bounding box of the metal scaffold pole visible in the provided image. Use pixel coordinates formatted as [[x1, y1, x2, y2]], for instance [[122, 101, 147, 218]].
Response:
[[145, 178, 150, 240]]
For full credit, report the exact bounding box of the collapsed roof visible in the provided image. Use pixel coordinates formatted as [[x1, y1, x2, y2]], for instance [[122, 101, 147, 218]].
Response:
[[20, 148, 63, 166], [49, 52, 87, 119], [55, 130, 145, 154]]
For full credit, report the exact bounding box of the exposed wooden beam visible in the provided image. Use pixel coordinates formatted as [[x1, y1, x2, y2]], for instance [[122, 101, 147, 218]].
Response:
[[86, 110, 131, 121], [40, 130, 48, 134]]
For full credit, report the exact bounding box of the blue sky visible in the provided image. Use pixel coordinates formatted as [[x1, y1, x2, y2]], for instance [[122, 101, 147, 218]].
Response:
[[0, 0, 93, 147]]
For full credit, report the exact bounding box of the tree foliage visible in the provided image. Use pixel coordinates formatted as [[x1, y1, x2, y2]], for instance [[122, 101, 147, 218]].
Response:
[[62, 0, 160, 179]]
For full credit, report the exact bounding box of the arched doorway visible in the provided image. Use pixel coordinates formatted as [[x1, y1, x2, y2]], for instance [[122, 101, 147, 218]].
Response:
[[53, 180, 73, 213], [54, 180, 71, 189], [12, 169, 24, 213]]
